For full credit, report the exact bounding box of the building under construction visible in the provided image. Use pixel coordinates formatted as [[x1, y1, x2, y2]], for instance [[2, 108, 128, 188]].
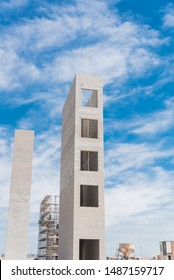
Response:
[[116, 243, 135, 260], [37, 195, 59, 260]]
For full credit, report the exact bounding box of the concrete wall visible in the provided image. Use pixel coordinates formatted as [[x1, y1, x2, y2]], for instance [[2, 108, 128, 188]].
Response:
[[5, 130, 34, 260], [59, 74, 105, 259]]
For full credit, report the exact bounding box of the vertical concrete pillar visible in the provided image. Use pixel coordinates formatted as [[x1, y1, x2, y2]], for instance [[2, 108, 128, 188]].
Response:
[[59, 74, 105, 259], [5, 130, 34, 260]]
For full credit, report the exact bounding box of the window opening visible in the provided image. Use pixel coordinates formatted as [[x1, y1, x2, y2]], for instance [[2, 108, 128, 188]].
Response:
[[81, 151, 98, 171], [81, 89, 98, 107], [79, 239, 99, 260], [81, 119, 98, 138], [80, 185, 98, 207]]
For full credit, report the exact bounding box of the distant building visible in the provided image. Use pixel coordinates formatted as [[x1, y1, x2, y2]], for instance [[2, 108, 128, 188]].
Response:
[[5, 130, 34, 260], [160, 241, 174, 260], [116, 243, 135, 260], [37, 195, 59, 260]]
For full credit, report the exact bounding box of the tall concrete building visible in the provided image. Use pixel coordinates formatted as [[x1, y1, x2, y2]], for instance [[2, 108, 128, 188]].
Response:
[[5, 130, 34, 260], [59, 74, 105, 260]]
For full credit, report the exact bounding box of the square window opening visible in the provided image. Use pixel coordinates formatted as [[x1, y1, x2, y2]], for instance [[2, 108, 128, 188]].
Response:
[[81, 89, 98, 107], [81, 119, 98, 138], [80, 185, 98, 207], [79, 239, 99, 260], [81, 151, 98, 171]]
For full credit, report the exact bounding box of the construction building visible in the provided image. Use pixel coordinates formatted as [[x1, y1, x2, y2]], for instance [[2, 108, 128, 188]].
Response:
[[160, 241, 174, 260], [37, 195, 59, 260], [59, 74, 105, 260], [116, 243, 135, 260], [5, 130, 34, 260]]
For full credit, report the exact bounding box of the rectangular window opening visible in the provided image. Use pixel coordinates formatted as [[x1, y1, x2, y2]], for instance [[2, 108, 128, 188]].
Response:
[[79, 239, 99, 260], [80, 185, 98, 207], [81, 151, 98, 171], [81, 119, 98, 138], [81, 89, 98, 108]]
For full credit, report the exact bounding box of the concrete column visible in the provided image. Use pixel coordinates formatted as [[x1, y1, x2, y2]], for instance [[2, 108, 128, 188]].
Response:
[[5, 130, 34, 260]]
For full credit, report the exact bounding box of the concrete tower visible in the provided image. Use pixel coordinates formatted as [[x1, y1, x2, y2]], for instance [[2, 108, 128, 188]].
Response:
[[5, 130, 34, 260], [59, 74, 105, 260]]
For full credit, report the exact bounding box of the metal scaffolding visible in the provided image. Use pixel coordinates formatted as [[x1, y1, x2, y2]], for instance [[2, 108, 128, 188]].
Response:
[[37, 195, 59, 260]]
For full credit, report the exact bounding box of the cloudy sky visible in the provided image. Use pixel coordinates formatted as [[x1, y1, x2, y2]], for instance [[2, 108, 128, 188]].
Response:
[[0, 0, 174, 259]]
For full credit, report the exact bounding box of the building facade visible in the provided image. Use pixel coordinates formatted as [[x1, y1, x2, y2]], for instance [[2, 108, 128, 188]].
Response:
[[5, 130, 34, 260], [59, 74, 105, 259], [160, 241, 174, 260]]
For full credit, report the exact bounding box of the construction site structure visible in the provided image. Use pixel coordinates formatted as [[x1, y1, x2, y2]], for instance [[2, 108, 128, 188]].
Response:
[[37, 195, 59, 260], [116, 243, 135, 260]]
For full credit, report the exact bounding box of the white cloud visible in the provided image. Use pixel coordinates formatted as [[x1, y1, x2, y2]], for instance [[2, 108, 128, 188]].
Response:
[[104, 141, 174, 257], [0, 131, 12, 208], [163, 3, 174, 28], [45, 42, 161, 85], [45, 45, 127, 83], [132, 99, 174, 135], [105, 216, 174, 258], [8, 17, 78, 51], [104, 165, 174, 258], [0, 48, 40, 90], [40, 4, 163, 84], [0, 0, 28, 10], [105, 142, 174, 180], [103, 130, 174, 256], [0, 207, 8, 254], [0, 131, 12, 255], [0, 0, 165, 91], [105, 97, 174, 137], [29, 126, 61, 213], [105, 167, 173, 227], [1, 0, 117, 52]]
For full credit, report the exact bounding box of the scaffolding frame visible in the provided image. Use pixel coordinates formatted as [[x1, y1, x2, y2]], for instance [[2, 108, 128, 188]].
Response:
[[37, 195, 59, 260]]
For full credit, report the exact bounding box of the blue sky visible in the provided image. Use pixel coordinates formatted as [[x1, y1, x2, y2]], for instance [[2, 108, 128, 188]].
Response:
[[0, 0, 174, 258]]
